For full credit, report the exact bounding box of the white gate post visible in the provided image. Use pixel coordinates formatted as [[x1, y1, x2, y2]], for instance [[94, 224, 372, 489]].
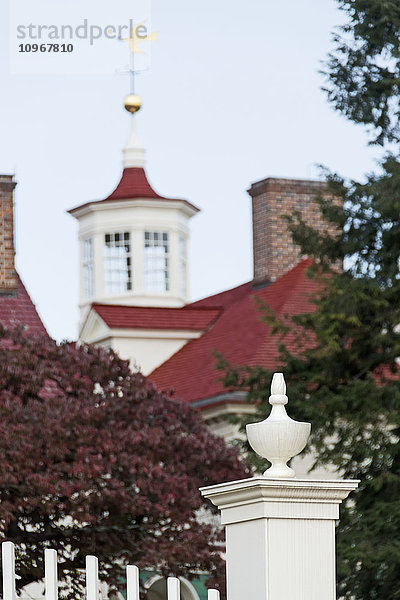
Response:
[[201, 373, 359, 600]]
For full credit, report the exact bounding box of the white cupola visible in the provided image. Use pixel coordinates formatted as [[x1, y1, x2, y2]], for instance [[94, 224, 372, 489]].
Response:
[[68, 95, 199, 321]]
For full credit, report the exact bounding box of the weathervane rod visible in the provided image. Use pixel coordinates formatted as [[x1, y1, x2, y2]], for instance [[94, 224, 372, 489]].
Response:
[[130, 35, 135, 94]]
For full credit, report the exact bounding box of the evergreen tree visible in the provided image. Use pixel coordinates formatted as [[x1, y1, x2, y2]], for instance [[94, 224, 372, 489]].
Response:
[[323, 0, 400, 145], [220, 2, 400, 597]]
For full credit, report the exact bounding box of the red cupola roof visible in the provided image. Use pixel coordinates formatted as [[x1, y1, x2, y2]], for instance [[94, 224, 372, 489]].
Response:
[[68, 166, 199, 215], [106, 167, 165, 200], [68, 108, 200, 216]]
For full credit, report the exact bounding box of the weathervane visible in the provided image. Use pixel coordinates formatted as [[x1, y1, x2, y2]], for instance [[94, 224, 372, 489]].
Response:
[[118, 21, 157, 114]]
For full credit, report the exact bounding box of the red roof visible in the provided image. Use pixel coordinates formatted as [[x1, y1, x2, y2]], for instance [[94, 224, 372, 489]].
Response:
[[0, 275, 47, 335], [106, 167, 164, 200], [68, 168, 199, 215], [149, 260, 319, 405], [92, 303, 221, 331]]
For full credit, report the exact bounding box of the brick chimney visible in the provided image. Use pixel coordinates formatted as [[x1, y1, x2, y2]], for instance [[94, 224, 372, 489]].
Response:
[[0, 175, 17, 295], [248, 177, 337, 284]]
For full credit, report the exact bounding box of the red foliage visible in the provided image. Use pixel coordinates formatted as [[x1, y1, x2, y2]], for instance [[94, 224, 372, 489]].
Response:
[[0, 326, 248, 596]]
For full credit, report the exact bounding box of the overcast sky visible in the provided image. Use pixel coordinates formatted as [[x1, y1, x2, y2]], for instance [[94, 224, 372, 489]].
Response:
[[0, 0, 380, 341]]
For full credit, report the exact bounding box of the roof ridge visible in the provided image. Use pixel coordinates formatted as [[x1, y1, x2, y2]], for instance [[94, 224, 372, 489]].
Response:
[[275, 259, 314, 314], [248, 260, 313, 318], [181, 305, 224, 312], [91, 303, 222, 313], [187, 281, 252, 308]]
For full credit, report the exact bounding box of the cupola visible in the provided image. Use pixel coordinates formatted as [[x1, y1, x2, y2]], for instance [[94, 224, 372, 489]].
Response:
[[69, 96, 199, 320]]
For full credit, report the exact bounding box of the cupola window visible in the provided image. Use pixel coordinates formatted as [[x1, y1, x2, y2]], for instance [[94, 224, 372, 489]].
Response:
[[144, 231, 169, 292], [83, 238, 94, 299], [179, 234, 187, 297], [104, 232, 132, 294]]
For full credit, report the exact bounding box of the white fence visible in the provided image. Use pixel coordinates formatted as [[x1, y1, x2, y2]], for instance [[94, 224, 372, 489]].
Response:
[[1, 542, 220, 600]]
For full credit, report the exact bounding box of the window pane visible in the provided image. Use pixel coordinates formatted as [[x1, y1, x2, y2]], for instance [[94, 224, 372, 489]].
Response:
[[104, 231, 132, 294], [144, 231, 169, 293]]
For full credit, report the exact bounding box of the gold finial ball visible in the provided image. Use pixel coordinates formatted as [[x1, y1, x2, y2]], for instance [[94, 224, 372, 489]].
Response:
[[124, 94, 142, 114]]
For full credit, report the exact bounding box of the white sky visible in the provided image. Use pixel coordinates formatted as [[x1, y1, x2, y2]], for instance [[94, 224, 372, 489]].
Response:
[[0, 0, 379, 341]]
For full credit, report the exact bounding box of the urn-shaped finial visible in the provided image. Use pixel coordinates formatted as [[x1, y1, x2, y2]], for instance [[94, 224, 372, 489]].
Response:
[[246, 373, 311, 478]]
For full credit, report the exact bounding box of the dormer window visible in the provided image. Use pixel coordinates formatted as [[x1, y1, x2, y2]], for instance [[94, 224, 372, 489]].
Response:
[[104, 232, 132, 294], [144, 231, 169, 293]]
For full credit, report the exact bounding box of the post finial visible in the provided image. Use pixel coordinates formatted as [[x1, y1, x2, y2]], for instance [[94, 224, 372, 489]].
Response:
[[246, 372, 311, 478], [271, 372, 286, 396]]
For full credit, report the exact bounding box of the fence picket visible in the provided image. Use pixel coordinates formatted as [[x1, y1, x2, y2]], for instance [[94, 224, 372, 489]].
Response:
[[2, 542, 15, 600], [45, 549, 58, 600], [167, 576, 180, 599], [126, 565, 139, 600], [2, 544, 221, 600], [86, 556, 99, 600]]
